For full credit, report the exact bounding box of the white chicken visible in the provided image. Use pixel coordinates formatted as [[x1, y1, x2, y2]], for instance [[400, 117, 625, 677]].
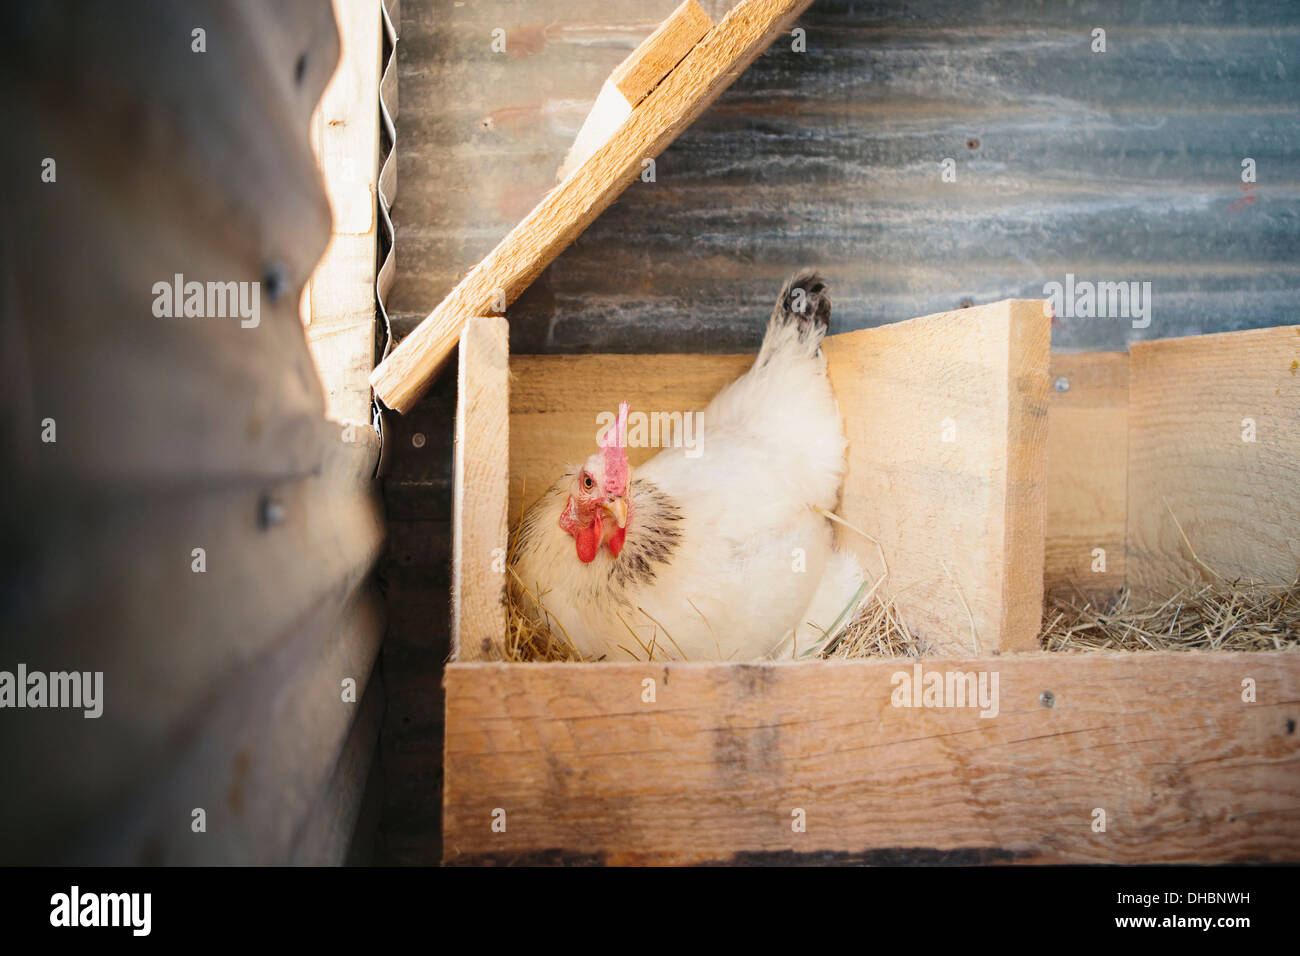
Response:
[[510, 271, 864, 661]]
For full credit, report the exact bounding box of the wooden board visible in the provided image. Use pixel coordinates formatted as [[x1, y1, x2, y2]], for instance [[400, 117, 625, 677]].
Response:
[[369, 0, 814, 411], [84, 581, 386, 866], [611, 0, 712, 106], [0, 1, 390, 865], [452, 318, 511, 661], [1044, 352, 1128, 599], [1127, 326, 1300, 598], [823, 299, 1050, 654], [290, 668, 386, 865], [443, 653, 1300, 865], [305, 0, 384, 427]]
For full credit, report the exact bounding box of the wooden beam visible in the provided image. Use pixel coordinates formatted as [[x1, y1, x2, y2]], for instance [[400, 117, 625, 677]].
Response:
[[1044, 352, 1128, 599], [824, 300, 1051, 655], [443, 653, 1300, 865], [369, 0, 814, 412], [556, 1, 714, 181], [452, 318, 511, 661], [1127, 326, 1300, 599], [610, 0, 712, 107]]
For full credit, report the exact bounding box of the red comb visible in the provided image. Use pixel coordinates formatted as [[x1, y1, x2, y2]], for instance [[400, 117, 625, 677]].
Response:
[[599, 401, 630, 494]]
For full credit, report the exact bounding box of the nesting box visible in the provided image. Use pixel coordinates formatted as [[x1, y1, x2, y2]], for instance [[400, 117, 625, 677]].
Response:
[[443, 300, 1300, 865]]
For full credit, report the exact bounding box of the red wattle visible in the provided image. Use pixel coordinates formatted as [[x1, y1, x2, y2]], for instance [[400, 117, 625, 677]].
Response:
[[574, 515, 602, 563], [607, 525, 627, 558]]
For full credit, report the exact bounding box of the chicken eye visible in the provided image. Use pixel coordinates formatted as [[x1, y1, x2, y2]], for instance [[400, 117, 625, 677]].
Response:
[[582, 474, 594, 490]]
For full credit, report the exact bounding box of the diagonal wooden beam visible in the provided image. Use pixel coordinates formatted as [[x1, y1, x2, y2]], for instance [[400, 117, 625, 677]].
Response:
[[612, 0, 714, 108], [369, 0, 815, 413], [556, 0, 712, 181]]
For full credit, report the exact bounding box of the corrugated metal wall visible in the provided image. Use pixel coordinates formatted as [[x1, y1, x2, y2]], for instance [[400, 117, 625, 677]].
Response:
[[389, 0, 1298, 353], [0, 0, 385, 864]]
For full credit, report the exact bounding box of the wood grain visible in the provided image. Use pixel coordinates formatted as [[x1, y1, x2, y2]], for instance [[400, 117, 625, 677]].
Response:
[[443, 653, 1300, 865], [0, 1, 388, 864], [1127, 326, 1300, 599], [453, 318, 511, 661], [610, 0, 712, 106], [824, 299, 1051, 654], [1044, 352, 1129, 599], [369, 0, 814, 411], [305, 0, 384, 428]]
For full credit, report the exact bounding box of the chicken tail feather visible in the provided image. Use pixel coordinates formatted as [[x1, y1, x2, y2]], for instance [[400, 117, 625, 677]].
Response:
[[758, 269, 830, 367]]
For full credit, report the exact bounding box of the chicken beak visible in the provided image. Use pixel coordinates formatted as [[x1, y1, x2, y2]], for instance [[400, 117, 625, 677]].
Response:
[[603, 496, 628, 529]]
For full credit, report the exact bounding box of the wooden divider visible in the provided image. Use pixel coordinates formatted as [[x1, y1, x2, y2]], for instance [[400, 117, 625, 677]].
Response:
[[825, 300, 1050, 654], [1044, 352, 1129, 598], [1127, 326, 1300, 598], [452, 318, 511, 661]]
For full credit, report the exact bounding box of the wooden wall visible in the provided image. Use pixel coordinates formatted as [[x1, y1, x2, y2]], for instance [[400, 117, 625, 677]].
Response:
[[0, 0, 385, 864]]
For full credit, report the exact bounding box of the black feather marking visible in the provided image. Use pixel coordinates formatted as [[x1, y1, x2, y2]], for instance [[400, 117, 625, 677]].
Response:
[[609, 478, 682, 593], [772, 269, 831, 334]]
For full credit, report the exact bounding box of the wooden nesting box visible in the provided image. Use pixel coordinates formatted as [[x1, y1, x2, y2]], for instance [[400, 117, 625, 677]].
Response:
[[444, 303, 1300, 866]]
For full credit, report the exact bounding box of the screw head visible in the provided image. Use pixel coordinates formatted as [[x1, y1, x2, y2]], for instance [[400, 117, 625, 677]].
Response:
[[1039, 690, 1056, 708], [1054, 376, 1070, 393], [411, 432, 426, 449], [258, 495, 286, 529], [262, 264, 289, 303]]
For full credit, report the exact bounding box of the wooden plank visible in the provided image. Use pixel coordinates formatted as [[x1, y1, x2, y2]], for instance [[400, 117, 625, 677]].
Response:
[[824, 299, 1051, 654], [306, 0, 384, 427], [443, 653, 1300, 865], [290, 670, 385, 865], [369, 0, 814, 411], [1, 429, 385, 862], [79, 583, 386, 865], [452, 318, 511, 661], [1127, 326, 1300, 599], [0, 0, 391, 864], [1044, 352, 1129, 599], [0, 1, 339, 491], [610, 0, 712, 106], [556, 0, 713, 181]]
